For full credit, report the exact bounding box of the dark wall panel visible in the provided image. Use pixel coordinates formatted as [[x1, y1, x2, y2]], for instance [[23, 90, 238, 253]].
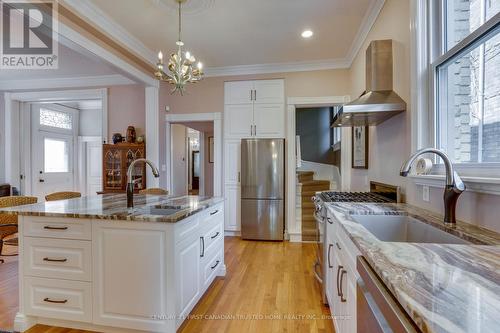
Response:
[[296, 107, 339, 166]]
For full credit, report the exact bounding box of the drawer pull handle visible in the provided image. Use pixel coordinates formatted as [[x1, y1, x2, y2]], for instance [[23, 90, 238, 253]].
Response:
[[43, 257, 68, 263], [44, 226, 68, 230], [339, 269, 347, 302], [210, 210, 219, 216], [44, 297, 68, 304], [211, 260, 220, 270], [336, 242, 342, 250], [211, 231, 220, 239], [327, 217, 333, 224]]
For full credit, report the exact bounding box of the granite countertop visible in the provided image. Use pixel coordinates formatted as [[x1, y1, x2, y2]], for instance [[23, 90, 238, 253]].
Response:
[[0, 194, 225, 223], [325, 202, 500, 333]]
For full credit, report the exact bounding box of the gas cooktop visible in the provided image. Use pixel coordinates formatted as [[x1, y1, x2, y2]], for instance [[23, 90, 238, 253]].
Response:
[[318, 191, 393, 203], [316, 182, 401, 204]]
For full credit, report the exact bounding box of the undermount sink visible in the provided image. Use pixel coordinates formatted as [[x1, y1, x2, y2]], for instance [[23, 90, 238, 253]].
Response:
[[145, 206, 185, 216], [351, 215, 468, 244]]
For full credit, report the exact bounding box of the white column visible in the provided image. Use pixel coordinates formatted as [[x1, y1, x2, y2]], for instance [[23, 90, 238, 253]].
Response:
[[213, 113, 223, 197], [145, 86, 160, 187]]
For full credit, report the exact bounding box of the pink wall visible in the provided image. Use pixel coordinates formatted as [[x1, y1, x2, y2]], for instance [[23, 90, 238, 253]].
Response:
[[108, 84, 146, 142]]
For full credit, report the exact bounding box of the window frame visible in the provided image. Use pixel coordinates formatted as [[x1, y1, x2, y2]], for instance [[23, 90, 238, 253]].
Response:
[[428, 1, 500, 175]]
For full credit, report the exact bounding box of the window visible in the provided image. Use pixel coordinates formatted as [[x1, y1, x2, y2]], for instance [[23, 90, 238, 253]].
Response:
[[433, 0, 500, 165], [40, 109, 73, 130], [44, 138, 69, 173]]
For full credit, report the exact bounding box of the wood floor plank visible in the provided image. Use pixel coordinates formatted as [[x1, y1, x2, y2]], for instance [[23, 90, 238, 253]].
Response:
[[2, 237, 333, 333]]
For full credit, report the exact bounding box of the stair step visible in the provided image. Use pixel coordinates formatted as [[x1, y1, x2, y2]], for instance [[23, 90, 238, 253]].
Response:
[[300, 180, 330, 186], [297, 171, 314, 182]]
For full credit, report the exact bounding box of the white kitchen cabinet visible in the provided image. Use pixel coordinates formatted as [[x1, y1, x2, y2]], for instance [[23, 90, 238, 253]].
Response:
[[176, 233, 202, 320], [225, 104, 254, 138], [92, 221, 171, 332], [224, 140, 241, 185], [253, 79, 285, 104], [224, 185, 240, 232], [17, 202, 225, 333], [254, 103, 285, 137], [224, 79, 285, 139], [224, 80, 254, 104], [325, 210, 360, 333]]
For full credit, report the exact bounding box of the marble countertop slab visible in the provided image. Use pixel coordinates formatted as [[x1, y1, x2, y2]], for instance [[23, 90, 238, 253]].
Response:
[[0, 194, 225, 223], [325, 202, 500, 333]]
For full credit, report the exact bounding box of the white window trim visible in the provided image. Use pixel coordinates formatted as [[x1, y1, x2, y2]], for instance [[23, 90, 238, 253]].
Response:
[[411, 0, 500, 194]]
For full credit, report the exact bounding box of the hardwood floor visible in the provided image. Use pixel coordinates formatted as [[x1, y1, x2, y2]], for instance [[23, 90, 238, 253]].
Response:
[[0, 244, 19, 331], [1, 237, 333, 333]]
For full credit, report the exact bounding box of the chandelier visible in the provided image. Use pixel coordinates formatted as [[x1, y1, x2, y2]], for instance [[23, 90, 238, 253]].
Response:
[[155, 0, 203, 95]]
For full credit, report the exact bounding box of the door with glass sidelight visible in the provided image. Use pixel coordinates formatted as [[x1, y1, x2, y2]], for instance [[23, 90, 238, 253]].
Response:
[[31, 104, 78, 200]]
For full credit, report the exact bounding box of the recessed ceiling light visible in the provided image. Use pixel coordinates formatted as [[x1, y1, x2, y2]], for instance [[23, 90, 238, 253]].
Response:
[[301, 30, 313, 38]]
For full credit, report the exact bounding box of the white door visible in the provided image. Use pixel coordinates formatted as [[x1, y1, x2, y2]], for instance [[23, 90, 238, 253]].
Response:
[[224, 104, 254, 138], [253, 104, 285, 138], [86, 141, 103, 196], [31, 104, 78, 200], [223, 140, 241, 185], [33, 133, 75, 199], [224, 81, 254, 104], [171, 124, 188, 196], [253, 79, 285, 104]]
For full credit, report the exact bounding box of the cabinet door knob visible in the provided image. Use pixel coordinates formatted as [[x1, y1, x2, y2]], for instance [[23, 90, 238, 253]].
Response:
[[336, 242, 341, 250]]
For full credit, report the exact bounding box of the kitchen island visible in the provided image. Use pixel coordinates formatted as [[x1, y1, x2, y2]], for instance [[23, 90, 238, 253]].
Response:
[[1, 194, 225, 333]]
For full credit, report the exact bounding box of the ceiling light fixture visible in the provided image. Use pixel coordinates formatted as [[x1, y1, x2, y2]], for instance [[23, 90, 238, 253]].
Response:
[[301, 30, 313, 38], [155, 0, 203, 95]]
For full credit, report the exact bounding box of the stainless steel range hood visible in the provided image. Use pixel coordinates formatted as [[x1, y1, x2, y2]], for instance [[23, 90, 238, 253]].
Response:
[[332, 39, 406, 127]]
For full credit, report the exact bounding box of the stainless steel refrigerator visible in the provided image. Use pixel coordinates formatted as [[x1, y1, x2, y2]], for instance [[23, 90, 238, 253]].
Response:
[[241, 139, 284, 241]]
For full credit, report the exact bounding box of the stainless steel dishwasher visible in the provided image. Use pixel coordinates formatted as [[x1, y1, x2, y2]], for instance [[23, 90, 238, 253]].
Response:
[[356, 257, 420, 333]]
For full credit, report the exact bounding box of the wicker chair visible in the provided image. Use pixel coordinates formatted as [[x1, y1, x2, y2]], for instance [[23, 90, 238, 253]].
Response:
[[139, 188, 169, 195], [0, 196, 38, 263], [45, 191, 82, 202]]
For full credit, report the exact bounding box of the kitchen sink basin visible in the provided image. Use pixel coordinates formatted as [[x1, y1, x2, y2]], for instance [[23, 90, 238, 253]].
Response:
[[351, 215, 468, 244], [145, 206, 185, 216]]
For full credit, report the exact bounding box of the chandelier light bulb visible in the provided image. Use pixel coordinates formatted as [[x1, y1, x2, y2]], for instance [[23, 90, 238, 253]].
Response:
[[197, 62, 203, 70], [158, 51, 163, 60], [185, 51, 191, 59]]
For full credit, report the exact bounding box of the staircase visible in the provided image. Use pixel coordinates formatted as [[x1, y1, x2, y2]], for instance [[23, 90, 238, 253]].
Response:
[[297, 171, 331, 242]]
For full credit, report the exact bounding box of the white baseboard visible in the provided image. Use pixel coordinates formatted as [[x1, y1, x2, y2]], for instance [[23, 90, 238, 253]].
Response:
[[14, 313, 36, 332], [288, 232, 302, 242], [224, 230, 241, 237]]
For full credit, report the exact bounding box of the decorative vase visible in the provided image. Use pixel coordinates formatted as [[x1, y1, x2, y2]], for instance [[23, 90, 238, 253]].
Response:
[[112, 133, 123, 144], [126, 126, 136, 143]]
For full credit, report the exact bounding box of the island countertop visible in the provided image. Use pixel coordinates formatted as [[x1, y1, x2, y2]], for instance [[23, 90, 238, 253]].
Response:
[[325, 202, 500, 333], [0, 194, 225, 223]]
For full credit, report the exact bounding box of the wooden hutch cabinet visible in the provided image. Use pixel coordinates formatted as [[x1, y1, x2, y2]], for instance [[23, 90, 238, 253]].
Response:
[[103, 143, 146, 193]]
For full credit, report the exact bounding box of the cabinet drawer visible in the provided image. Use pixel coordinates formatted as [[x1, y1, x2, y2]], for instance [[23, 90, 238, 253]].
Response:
[[24, 277, 92, 323], [201, 222, 223, 254], [201, 241, 223, 290], [23, 216, 91, 240], [200, 203, 224, 231], [24, 238, 91, 281]]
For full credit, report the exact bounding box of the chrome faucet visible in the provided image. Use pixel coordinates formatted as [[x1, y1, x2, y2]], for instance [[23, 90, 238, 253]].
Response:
[[400, 148, 465, 225], [127, 158, 160, 208]]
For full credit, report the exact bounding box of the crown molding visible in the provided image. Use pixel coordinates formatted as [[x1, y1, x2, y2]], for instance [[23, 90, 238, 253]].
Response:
[[203, 58, 352, 77], [63, 0, 385, 77], [345, 0, 386, 64], [0, 74, 134, 91]]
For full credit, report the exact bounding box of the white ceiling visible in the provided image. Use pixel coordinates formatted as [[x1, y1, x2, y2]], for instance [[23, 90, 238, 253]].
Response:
[[87, 0, 379, 70]]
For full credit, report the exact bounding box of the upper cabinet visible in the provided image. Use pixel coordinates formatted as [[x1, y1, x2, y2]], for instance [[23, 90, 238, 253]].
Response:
[[224, 79, 285, 139]]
